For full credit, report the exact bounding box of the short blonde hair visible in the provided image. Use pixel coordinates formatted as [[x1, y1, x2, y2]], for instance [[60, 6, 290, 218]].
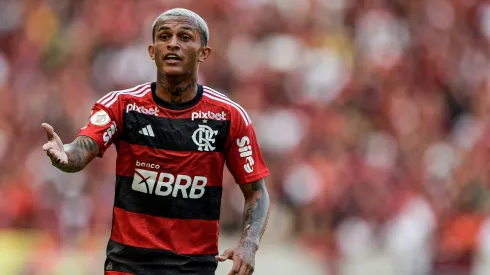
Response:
[[152, 8, 209, 46]]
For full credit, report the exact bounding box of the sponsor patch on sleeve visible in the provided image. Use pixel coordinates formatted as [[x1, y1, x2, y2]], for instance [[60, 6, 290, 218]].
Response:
[[90, 110, 111, 126]]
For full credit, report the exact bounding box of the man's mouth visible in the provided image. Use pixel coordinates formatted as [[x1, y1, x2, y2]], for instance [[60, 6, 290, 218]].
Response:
[[164, 54, 182, 61]]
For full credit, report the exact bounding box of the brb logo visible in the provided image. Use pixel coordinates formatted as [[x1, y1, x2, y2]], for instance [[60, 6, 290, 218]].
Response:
[[132, 160, 207, 199], [191, 111, 227, 121], [126, 103, 159, 116], [192, 125, 218, 152], [237, 136, 255, 173], [103, 121, 117, 145]]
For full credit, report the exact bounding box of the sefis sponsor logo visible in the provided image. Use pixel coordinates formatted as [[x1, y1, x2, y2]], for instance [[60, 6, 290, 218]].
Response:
[[103, 121, 117, 145], [191, 111, 227, 121], [237, 136, 255, 173], [132, 160, 207, 199], [126, 103, 159, 116]]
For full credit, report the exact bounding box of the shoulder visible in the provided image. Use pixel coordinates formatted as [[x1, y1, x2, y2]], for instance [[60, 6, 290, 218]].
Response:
[[201, 85, 252, 127], [96, 82, 152, 109]]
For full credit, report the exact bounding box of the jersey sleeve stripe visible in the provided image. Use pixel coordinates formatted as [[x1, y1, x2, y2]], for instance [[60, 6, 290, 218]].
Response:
[[97, 83, 148, 104], [97, 91, 116, 104], [203, 93, 250, 126], [99, 83, 150, 106], [205, 86, 252, 123], [101, 83, 150, 106], [203, 88, 252, 125], [203, 87, 252, 123], [105, 87, 151, 108], [104, 85, 151, 108], [202, 86, 228, 98]]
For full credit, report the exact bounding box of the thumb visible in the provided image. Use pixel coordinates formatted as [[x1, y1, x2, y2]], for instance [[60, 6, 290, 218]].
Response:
[[42, 123, 55, 140], [216, 249, 234, 262]]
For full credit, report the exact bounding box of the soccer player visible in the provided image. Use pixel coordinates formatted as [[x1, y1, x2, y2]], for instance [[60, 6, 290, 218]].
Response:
[[41, 8, 270, 275]]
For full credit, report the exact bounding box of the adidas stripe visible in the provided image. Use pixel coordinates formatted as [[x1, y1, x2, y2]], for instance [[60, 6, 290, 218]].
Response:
[[138, 125, 155, 137]]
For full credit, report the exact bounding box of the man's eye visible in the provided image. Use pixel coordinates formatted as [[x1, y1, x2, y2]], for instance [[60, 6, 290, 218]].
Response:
[[160, 34, 169, 40], [181, 35, 190, 41]]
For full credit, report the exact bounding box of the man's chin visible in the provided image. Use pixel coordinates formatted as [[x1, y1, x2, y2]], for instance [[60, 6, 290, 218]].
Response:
[[161, 67, 187, 77]]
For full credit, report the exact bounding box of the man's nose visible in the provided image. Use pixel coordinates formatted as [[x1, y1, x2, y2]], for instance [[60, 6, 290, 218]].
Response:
[[167, 36, 180, 50]]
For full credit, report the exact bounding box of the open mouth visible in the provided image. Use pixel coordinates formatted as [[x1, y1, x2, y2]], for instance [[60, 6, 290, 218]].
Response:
[[164, 54, 182, 61]]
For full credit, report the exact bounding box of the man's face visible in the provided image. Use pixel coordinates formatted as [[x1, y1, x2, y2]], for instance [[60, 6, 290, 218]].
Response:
[[148, 16, 211, 76]]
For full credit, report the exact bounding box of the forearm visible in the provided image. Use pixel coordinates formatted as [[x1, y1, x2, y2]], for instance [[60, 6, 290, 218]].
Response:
[[239, 180, 271, 250], [57, 136, 99, 173]]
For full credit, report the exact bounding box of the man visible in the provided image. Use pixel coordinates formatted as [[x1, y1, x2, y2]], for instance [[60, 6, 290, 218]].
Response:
[[42, 8, 270, 275]]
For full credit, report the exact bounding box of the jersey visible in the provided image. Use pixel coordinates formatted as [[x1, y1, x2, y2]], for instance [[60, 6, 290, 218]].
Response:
[[78, 82, 269, 275]]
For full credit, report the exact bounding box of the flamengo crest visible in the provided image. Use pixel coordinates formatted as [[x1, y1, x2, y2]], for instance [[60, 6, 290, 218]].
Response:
[[192, 125, 218, 152]]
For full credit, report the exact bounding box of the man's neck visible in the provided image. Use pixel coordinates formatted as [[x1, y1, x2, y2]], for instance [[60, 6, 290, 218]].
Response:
[[155, 74, 198, 104]]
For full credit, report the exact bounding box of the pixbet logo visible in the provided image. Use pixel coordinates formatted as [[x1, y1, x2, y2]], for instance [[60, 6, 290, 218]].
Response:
[[103, 121, 117, 145], [126, 103, 159, 116], [132, 161, 207, 199], [191, 111, 227, 121], [237, 136, 254, 173]]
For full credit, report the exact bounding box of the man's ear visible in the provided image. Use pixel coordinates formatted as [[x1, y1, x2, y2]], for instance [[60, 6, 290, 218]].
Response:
[[199, 46, 211, 62], [148, 44, 155, 60]]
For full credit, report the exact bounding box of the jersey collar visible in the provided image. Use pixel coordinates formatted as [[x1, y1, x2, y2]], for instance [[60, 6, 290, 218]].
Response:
[[151, 82, 203, 110]]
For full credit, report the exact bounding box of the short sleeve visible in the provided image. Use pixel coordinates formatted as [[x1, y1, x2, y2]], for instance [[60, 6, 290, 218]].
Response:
[[225, 112, 269, 185], [78, 100, 122, 157]]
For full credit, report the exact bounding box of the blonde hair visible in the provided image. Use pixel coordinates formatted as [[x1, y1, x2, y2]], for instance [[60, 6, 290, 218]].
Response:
[[152, 8, 209, 46]]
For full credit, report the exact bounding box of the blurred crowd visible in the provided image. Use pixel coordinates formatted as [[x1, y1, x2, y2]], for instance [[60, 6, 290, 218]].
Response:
[[2, 0, 490, 274]]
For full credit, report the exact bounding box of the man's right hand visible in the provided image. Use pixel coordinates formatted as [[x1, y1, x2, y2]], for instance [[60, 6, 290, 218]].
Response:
[[42, 123, 68, 166]]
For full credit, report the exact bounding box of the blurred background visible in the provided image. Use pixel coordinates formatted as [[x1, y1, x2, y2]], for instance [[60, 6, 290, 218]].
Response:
[[2, 0, 490, 274]]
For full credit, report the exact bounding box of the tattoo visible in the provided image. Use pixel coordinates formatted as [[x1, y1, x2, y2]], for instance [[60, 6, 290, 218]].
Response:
[[57, 136, 99, 173], [232, 180, 270, 269], [235, 240, 258, 268], [239, 180, 270, 252], [158, 78, 195, 103]]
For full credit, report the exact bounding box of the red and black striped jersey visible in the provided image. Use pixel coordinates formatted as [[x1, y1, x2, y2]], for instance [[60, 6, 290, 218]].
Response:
[[78, 82, 269, 275]]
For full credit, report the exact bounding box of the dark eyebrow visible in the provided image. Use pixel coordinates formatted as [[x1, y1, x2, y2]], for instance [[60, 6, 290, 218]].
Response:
[[157, 26, 171, 32]]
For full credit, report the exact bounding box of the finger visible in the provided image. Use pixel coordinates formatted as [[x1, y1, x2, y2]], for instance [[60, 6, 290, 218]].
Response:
[[42, 123, 64, 149], [238, 262, 249, 275], [46, 148, 65, 161], [46, 150, 61, 164], [215, 256, 226, 262], [228, 257, 242, 275], [42, 123, 55, 140], [216, 249, 233, 262], [46, 149, 56, 159], [43, 142, 53, 151], [43, 140, 60, 151], [49, 150, 68, 164], [48, 153, 59, 166]]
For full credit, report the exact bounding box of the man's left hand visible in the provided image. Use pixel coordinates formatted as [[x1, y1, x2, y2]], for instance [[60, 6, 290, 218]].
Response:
[[216, 242, 258, 275]]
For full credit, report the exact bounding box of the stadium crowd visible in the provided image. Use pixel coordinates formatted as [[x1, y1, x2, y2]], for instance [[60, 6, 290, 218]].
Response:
[[1, 0, 490, 274]]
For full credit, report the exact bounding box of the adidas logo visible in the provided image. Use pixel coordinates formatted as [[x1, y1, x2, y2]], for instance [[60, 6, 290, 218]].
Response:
[[139, 125, 155, 137]]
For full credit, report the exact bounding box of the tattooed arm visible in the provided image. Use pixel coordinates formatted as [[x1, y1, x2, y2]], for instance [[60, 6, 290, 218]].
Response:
[[42, 123, 99, 173], [216, 178, 270, 275], [238, 178, 270, 251]]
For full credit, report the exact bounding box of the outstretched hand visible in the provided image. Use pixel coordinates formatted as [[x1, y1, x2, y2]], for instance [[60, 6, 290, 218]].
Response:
[[216, 243, 257, 275], [42, 123, 68, 166]]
